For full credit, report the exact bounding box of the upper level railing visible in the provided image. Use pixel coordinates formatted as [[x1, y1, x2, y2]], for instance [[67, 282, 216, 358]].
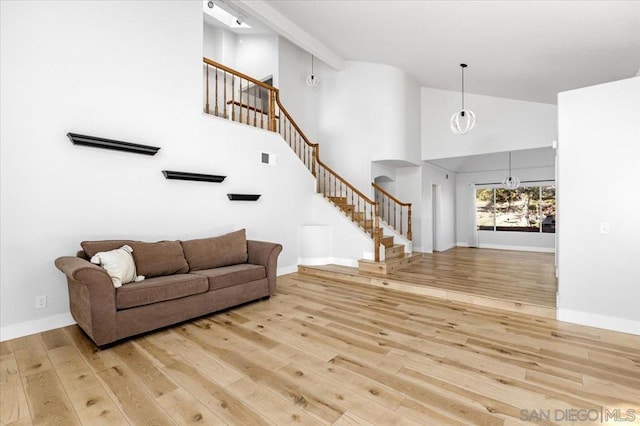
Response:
[[203, 57, 380, 260], [372, 182, 412, 241]]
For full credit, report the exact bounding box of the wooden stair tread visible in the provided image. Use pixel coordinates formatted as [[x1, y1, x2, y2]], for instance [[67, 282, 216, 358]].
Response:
[[385, 244, 405, 260], [358, 252, 422, 275], [380, 235, 393, 248]]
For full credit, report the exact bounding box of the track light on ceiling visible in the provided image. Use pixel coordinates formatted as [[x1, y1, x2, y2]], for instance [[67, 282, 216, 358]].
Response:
[[450, 63, 476, 135], [207, 1, 214, 9], [306, 55, 319, 87], [502, 152, 521, 189]]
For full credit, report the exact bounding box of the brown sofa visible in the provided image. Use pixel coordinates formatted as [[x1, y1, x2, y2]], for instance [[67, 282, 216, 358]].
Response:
[[54, 229, 282, 347]]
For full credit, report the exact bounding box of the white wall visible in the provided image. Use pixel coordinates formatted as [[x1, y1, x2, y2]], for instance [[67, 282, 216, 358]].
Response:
[[455, 166, 556, 252], [557, 76, 640, 335], [318, 61, 421, 193], [395, 166, 423, 250], [235, 34, 278, 83], [0, 0, 365, 340], [203, 24, 278, 84], [422, 88, 557, 160], [302, 195, 375, 265], [277, 36, 323, 142], [420, 163, 456, 253], [203, 24, 227, 65]]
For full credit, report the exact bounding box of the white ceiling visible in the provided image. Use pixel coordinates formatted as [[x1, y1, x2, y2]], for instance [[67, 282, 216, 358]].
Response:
[[257, 0, 640, 104]]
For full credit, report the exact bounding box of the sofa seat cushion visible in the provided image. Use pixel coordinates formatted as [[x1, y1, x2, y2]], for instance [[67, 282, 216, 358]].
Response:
[[191, 264, 266, 291], [116, 274, 208, 310]]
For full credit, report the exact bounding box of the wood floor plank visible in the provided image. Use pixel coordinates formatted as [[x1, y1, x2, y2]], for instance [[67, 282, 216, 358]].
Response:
[[276, 362, 419, 426], [156, 387, 226, 425], [225, 377, 325, 425], [11, 335, 52, 377], [44, 342, 128, 425], [24, 369, 81, 425], [111, 342, 177, 398], [177, 325, 344, 423], [161, 357, 269, 425], [97, 365, 173, 426], [0, 348, 31, 425]]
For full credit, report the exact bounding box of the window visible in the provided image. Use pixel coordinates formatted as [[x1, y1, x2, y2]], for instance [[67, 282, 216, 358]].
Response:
[[476, 185, 555, 233]]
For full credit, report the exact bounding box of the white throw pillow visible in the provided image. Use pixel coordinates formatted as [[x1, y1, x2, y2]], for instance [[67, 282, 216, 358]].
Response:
[[90, 245, 144, 288]]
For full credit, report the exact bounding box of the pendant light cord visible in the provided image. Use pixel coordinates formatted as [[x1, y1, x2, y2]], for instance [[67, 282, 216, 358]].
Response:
[[509, 152, 512, 176], [461, 66, 465, 111]]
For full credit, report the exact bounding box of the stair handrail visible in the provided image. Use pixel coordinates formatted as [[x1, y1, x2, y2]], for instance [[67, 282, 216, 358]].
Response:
[[372, 182, 412, 241], [203, 58, 274, 90], [203, 57, 380, 260]]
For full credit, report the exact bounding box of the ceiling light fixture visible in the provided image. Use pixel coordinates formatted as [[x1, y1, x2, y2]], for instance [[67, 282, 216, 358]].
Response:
[[203, 1, 251, 29], [306, 55, 319, 87], [502, 152, 520, 189], [450, 63, 476, 135]]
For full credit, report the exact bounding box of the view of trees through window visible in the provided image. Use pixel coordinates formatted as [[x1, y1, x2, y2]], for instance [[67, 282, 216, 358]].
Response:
[[476, 185, 556, 233]]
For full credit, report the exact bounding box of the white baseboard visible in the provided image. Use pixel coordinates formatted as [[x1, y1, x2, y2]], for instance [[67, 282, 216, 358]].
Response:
[[479, 243, 555, 253], [435, 242, 456, 252], [277, 265, 299, 276], [557, 309, 640, 336], [456, 242, 554, 253], [0, 313, 76, 342], [298, 257, 358, 268]]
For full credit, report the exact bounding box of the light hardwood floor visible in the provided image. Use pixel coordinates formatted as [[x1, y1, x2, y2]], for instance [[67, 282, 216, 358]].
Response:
[[2, 273, 639, 425], [301, 248, 558, 318]]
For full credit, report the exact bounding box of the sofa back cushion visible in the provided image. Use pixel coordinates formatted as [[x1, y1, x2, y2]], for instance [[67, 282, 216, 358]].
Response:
[[181, 229, 248, 271], [81, 239, 189, 278], [81, 240, 136, 259], [130, 241, 189, 278]]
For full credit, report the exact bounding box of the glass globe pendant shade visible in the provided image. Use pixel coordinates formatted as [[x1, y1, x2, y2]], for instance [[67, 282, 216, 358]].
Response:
[[450, 109, 476, 135], [502, 151, 520, 189], [502, 175, 521, 189], [306, 74, 319, 87]]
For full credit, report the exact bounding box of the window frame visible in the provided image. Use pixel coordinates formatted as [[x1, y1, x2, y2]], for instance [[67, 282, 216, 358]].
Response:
[[476, 183, 556, 233]]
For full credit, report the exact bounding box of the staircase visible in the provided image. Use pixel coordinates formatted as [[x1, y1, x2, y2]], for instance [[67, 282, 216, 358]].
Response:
[[203, 57, 417, 271]]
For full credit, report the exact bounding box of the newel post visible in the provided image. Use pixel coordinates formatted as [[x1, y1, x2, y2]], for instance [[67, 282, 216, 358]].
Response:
[[374, 202, 380, 262], [205, 65, 210, 114], [268, 89, 277, 132], [407, 204, 413, 241]]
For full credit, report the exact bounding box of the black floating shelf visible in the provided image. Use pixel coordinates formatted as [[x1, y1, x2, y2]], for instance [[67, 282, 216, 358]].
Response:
[[227, 194, 261, 201], [162, 171, 226, 183], [67, 132, 161, 155]]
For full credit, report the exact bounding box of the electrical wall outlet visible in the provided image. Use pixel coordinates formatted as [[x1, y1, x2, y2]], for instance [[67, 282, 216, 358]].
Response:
[[35, 295, 47, 309]]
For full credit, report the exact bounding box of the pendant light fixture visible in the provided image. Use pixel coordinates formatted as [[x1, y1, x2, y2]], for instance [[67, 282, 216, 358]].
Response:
[[450, 63, 476, 135], [306, 55, 319, 87], [502, 152, 520, 189]]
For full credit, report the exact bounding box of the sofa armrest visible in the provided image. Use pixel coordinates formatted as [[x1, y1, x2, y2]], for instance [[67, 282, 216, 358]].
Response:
[[247, 240, 283, 295], [55, 256, 110, 283], [54, 256, 117, 346]]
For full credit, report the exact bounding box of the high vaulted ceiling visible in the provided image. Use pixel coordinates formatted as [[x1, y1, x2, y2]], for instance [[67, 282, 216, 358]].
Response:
[[250, 0, 640, 104]]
